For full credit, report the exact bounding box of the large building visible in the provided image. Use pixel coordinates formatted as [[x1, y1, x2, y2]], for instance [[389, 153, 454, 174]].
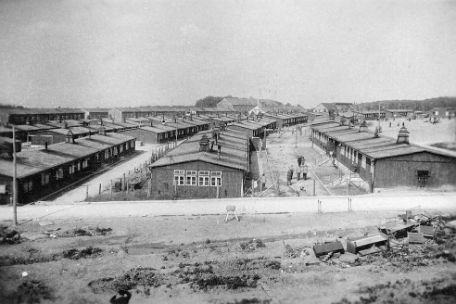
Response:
[[0, 131, 136, 205], [311, 121, 456, 191], [149, 130, 250, 200]]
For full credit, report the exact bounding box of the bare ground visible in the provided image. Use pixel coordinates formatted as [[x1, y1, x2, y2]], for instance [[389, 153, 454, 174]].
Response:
[[1, 210, 455, 304]]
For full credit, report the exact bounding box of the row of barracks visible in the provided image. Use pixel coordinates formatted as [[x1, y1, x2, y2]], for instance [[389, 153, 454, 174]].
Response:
[[311, 121, 456, 190], [0, 130, 136, 205]]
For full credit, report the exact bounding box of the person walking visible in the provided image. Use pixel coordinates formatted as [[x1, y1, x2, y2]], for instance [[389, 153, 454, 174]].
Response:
[[286, 166, 294, 185]]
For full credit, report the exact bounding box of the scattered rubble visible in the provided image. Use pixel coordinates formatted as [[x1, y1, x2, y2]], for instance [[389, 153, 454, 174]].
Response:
[[240, 239, 266, 251], [57, 226, 112, 238], [89, 267, 163, 294], [332, 276, 456, 304], [62, 247, 103, 260], [9, 279, 54, 304], [284, 243, 311, 258], [0, 226, 21, 244], [313, 240, 344, 257]]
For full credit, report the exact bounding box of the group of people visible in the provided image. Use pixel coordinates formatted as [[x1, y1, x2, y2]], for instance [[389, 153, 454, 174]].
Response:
[[286, 155, 308, 186]]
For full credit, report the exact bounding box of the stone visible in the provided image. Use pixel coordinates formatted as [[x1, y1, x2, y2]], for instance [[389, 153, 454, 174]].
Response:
[[339, 252, 359, 264]]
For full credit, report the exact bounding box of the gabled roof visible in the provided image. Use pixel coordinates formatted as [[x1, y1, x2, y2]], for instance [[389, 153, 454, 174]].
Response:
[[150, 131, 250, 172]]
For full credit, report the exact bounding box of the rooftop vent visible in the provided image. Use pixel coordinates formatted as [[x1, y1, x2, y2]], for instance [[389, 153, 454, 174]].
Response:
[[99, 126, 106, 136], [66, 129, 75, 144], [396, 126, 410, 144], [199, 134, 210, 152]]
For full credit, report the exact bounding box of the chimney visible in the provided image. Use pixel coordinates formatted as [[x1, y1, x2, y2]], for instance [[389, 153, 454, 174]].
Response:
[[150, 120, 153, 127], [44, 141, 48, 151], [217, 144, 221, 159], [396, 126, 409, 144], [199, 134, 210, 152], [66, 129, 75, 144], [99, 126, 106, 136], [359, 120, 368, 132]]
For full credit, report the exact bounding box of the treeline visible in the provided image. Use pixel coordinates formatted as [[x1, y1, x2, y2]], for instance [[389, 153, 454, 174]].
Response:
[[359, 97, 456, 111], [194, 96, 228, 108]]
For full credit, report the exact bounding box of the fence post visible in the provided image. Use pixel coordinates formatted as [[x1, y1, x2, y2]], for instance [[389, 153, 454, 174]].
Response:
[[313, 179, 316, 196], [110, 180, 112, 199], [98, 183, 101, 195], [86, 184, 89, 201], [123, 173, 126, 191]]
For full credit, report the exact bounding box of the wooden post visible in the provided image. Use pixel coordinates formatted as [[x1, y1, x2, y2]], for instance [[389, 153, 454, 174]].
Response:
[[216, 185, 220, 199], [98, 183, 101, 195], [86, 184, 89, 201], [313, 179, 316, 196], [123, 173, 126, 191], [147, 178, 152, 199], [12, 126, 18, 225], [110, 180, 112, 199]]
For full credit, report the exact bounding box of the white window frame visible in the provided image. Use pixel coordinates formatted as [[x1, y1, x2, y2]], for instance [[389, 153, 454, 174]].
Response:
[[173, 170, 185, 185], [186, 170, 197, 186], [198, 170, 210, 186], [210, 171, 222, 187], [69, 164, 75, 175]]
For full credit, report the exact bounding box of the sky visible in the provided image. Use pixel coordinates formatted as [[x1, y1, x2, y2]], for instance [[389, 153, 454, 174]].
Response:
[[0, 0, 455, 109]]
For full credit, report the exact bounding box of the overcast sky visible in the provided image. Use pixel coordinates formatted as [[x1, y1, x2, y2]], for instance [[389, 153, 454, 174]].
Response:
[[1, 0, 455, 108]]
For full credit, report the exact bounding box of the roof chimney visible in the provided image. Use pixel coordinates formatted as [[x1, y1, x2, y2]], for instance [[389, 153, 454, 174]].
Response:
[[199, 134, 210, 152], [45, 141, 48, 151], [396, 126, 409, 144], [359, 120, 368, 132], [66, 129, 75, 144], [217, 144, 221, 159], [99, 126, 106, 136]]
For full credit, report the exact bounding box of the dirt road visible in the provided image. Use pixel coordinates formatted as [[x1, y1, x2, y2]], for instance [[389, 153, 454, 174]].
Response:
[[49, 142, 166, 204], [0, 192, 454, 223]]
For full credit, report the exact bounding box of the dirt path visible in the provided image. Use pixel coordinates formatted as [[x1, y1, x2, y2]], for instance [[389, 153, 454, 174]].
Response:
[[49, 142, 166, 204]]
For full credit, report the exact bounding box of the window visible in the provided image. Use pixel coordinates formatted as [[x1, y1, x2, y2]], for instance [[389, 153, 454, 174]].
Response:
[[56, 168, 64, 180], [114, 147, 118, 155], [119, 145, 123, 153], [174, 170, 185, 185], [211, 171, 222, 186], [417, 170, 430, 178], [82, 159, 89, 169], [77, 162, 81, 171], [23, 180, 33, 193], [186, 170, 197, 186], [41, 173, 50, 185], [198, 170, 210, 186], [105, 150, 109, 159], [69, 164, 75, 175], [361, 155, 366, 169], [0, 185, 6, 194]]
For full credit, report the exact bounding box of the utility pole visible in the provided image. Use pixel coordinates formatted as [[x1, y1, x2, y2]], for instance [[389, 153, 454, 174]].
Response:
[[12, 126, 18, 226]]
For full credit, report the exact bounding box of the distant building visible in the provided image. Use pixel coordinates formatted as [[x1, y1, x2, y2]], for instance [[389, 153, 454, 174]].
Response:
[[149, 131, 250, 200], [0, 132, 136, 204], [312, 103, 353, 116], [385, 109, 413, 118], [0, 108, 84, 125], [311, 121, 456, 191], [83, 108, 111, 120], [354, 110, 386, 120], [430, 107, 456, 119]]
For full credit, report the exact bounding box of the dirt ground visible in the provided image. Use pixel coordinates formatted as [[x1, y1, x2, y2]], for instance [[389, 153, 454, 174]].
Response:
[[1, 210, 455, 304], [258, 126, 368, 198], [367, 117, 456, 146]]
